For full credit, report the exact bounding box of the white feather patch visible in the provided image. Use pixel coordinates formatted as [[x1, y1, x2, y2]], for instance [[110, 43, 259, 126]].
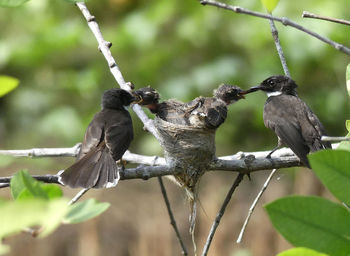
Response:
[[267, 91, 282, 97], [56, 170, 65, 185], [105, 171, 120, 188]]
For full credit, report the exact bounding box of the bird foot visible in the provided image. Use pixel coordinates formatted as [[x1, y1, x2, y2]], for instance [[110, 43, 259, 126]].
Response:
[[117, 159, 127, 171]]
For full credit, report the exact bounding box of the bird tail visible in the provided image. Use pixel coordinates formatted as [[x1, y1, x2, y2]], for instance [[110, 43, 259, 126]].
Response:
[[58, 143, 119, 189]]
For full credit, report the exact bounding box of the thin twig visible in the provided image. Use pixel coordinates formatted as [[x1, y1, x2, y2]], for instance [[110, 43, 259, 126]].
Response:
[[321, 136, 350, 142], [302, 11, 350, 26], [236, 169, 277, 243], [201, 173, 244, 256], [268, 19, 290, 77], [0, 143, 81, 158], [158, 177, 188, 256], [199, 0, 350, 55], [68, 188, 90, 205]]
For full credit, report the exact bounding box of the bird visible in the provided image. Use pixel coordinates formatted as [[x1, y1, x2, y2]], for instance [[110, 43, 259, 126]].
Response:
[[245, 75, 332, 167], [58, 88, 140, 189], [134, 84, 246, 129]]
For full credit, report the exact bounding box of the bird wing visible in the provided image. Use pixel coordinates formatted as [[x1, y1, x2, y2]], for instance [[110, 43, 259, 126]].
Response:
[[264, 96, 310, 167], [104, 109, 134, 161], [203, 98, 227, 129], [299, 100, 332, 151], [77, 112, 105, 160]]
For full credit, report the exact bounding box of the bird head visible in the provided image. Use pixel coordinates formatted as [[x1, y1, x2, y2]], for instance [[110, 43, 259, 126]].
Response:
[[244, 75, 298, 96], [133, 86, 160, 112], [102, 88, 140, 109], [214, 84, 245, 105]]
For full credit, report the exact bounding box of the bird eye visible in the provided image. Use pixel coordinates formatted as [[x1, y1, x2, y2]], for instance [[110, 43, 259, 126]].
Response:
[[268, 80, 275, 86]]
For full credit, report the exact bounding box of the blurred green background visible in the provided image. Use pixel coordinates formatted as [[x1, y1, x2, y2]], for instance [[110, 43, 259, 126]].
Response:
[[0, 0, 349, 255]]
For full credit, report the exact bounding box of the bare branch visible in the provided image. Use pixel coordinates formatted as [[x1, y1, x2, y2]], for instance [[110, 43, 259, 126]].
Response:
[[268, 19, 290, 77], [68, 188, 90, 205], [158, 177, 188, 256], [0, 143, 81, 158], [321, 136, 350, 142], [236, 168, 277, 243], [201, 173, 244, 256], [199, 0, 350, 55], [302, 11, 350, 26], [75, 2, 162, 142]]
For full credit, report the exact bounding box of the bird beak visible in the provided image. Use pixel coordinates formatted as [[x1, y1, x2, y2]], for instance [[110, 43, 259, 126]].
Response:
[[240, 85, 262, 95], [131, 92, 143, 104], [237, 91, 246, 99]]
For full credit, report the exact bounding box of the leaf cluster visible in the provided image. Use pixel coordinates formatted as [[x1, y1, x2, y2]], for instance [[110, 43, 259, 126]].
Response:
[[0, 171, 109, 255]]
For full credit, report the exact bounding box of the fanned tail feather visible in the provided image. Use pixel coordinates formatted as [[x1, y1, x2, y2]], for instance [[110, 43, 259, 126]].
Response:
[[59, 144, 119, 189]]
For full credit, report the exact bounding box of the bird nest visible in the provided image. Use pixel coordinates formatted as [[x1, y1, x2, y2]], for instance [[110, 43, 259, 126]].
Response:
[[154, 117, 216, 190]]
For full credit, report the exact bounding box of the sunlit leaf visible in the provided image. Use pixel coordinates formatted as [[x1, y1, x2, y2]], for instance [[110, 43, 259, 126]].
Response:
[[277, 247, 329, 256], [17, 184, 63, 200], [0, 76, 19, 97], [10, 171, 48, 200], [346, 64, 350, 97], [309, 150, 350, 205], [261, 0, 280, 13], [0, 199, 68, 253], [63, 199, 110, 224], [265, 196, 350, 256], [41, 185, 63, 199], [337, 120, 350, 151]]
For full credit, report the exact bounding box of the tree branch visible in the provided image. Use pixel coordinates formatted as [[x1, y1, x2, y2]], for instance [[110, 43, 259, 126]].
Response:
[[302, 11, 350, 26], [321, 136, 350, 142], [75, 2, 162, 142], [0, 144, 305, 173], [158, 177, 188, 256], [199, 0, 350, 55], [268, 19, 290, 77], [201, 173, 244, 256], [236, 168, 277, 243]]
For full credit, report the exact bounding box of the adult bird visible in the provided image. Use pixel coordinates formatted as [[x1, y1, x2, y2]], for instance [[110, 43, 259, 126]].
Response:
[[134, 84, 246, 129], [59, 88, 140, 188], [246, 75, 331, 167]]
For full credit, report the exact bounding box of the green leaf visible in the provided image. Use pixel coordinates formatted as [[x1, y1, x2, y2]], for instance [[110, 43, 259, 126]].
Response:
[[41, 184, 63, 199], [309, 150, 350, 205], [63, 0, 87, 3], [265, 196, 350, 256], [63, 199, 110, 224], [277, 247, 329, 256], [0, 76, 19, 97], [337, 121, 350, 151], [346, 64, 350, 97], [10, 171, 48, 200], [17, 184, 62, 200], [261, 0, 280, 13], [0, 198, 68, 253]]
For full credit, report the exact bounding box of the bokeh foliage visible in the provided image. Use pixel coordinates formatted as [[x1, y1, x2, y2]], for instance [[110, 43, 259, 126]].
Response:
[[0, 0, 349, 158], [0, 1, 349, 254]]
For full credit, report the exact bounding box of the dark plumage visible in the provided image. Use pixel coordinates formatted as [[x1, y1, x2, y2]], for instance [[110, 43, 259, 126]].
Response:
[[247, 75, 331, 167], [59, 88, 138, 188], [134, 84, 245, 129]]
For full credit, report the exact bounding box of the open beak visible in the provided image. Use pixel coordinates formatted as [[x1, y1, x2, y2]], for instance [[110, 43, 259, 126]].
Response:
[[131, 92, 143, 104]]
